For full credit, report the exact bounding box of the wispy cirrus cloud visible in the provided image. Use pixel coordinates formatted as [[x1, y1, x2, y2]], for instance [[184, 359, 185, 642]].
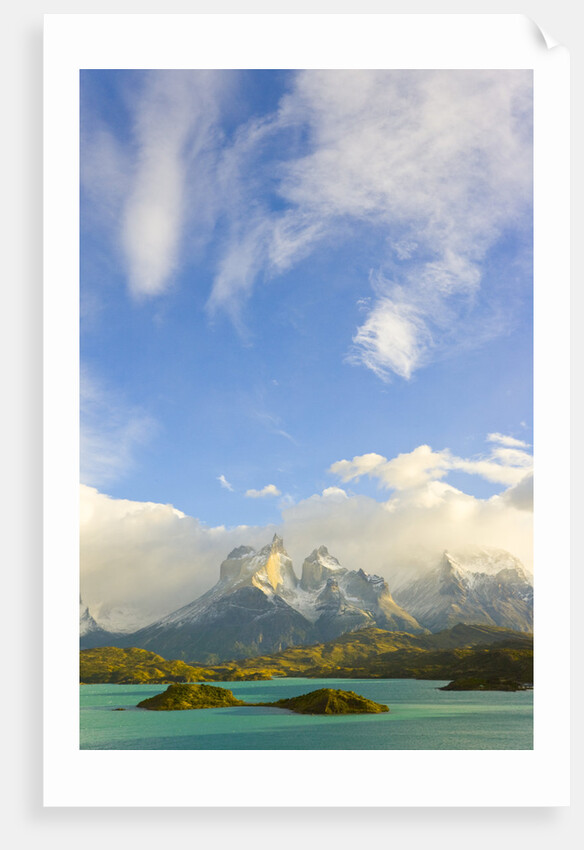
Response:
[[348, 289, 432, 380], [83, 71, 532, 380], [82, 70, 235, 299], [80, 367, 157, 487], [487, 432, 531, 449], [207, 70, 532, 379], [122, 71, 235, 298]]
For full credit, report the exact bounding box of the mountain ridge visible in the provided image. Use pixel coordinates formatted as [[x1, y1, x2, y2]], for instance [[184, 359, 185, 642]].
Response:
[[80, 623, 533, 686], [392, 550, 533, 633], [81, 538, 533, 662]]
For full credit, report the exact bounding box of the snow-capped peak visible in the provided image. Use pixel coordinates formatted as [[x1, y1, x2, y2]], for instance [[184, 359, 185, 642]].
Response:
[[218, 534, 297, 594], [300, 546, 347, 592], [442, 547, 530, 581]]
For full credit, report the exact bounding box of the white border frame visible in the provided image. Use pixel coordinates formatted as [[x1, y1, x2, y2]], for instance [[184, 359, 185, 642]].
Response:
[[44, 13, 570, 807]]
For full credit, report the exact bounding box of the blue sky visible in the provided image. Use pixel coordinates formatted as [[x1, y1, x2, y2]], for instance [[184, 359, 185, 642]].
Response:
[[80, 70, 533, 619]]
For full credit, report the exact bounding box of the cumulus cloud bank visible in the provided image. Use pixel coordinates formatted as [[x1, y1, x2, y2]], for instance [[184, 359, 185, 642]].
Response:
[[81, 436, 533, 624], [80, 485, 272, 626], [330, 440, 533, 492]]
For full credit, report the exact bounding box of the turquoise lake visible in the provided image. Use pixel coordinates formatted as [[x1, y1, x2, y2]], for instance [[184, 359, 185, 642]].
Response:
[[80, 678, 533, 750]]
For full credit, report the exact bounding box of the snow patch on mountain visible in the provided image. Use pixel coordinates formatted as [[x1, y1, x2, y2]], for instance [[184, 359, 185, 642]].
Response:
[[392, 547, 533, 633]]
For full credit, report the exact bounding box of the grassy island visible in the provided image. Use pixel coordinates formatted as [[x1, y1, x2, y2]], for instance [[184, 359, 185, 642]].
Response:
[[137, 683, 245, 710], [136, 683, 388, 714], [262, 688, 389, 714], [439, 677, 532, 692]]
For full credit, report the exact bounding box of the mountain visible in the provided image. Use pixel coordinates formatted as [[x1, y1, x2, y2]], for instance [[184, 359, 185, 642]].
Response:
[[79, 598, 126, 649], [391, 549, 533, 633], [97, 535, 426, 662], [79, 598, 99, 637], [296, 546, 424, 639], [124, 536, 312, 661], [80, 539, 532, 662]]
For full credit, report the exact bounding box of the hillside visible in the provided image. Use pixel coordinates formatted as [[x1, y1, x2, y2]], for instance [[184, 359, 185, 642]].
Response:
[[80, 624, 532, 687], [221, 623, 532, 682], [80, 646, 213, 684]]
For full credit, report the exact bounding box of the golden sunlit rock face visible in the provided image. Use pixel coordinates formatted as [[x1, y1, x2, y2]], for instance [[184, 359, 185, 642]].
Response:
[[265, 548, 285, 591]]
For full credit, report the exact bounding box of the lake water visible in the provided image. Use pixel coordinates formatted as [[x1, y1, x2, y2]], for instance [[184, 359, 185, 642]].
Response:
[[80, 678, 533, 750]]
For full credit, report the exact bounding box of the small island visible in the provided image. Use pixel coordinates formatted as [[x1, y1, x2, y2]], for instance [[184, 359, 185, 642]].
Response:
[[137, 683, 245, 710], [439, 677, 532, 692], [263, 688, 389, 715], [136, 683, 389, 714]]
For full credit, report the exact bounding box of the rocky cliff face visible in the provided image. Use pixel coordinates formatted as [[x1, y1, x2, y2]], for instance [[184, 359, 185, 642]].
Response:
[[83, 536, 425, 661], [80, 540, 532, 662]]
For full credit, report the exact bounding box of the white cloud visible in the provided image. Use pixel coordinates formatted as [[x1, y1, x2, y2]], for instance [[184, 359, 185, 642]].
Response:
[[207, 218, 272, 318], [280, 480, 533, 587], [330, 446, 451, 491], [487, 432, 531, 449], [321, 487, 348, 500], [80, 125, 130, 232], [81, 469, 533, 626], [217, 474, 234, 492], [348, 294, 431, 380], [329, 452, 387, 482], [122, 71, 233, 298], [80, 367, 156, 487], [80, 485, 271, 624], [245, 484, 282, 498], [490, 447, 533, 467], [330, 439, 533, 493], [205, 70, 531, 380], [83, 70, 234, 300], [452, 457, 529, 487], [498, 472, 533, 512], [83, 71, 531, 378]]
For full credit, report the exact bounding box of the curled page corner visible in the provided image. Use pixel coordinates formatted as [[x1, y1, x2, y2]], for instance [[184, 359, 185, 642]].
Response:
[[525, 15, 562, 49]]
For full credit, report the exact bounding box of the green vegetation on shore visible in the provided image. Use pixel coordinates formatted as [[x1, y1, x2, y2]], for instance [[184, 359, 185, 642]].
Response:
[[80, 624, 533, 690], [439, 677, 532, 692], [80, 646, 211, 684]]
